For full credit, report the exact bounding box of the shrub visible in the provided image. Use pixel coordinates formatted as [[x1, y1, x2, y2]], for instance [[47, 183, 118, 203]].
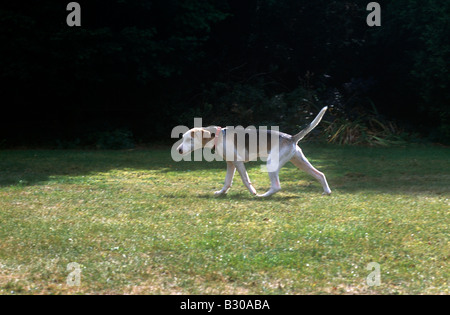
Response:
[[322, 105, 411, 146], [94, 129, 135, 150]]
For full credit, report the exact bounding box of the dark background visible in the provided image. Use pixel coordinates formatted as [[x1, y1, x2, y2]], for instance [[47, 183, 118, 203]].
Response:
[[1, 0, 449, 148]]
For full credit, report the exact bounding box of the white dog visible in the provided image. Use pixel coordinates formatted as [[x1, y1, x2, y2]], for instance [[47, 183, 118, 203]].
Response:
[[176, 107, 332, 197]]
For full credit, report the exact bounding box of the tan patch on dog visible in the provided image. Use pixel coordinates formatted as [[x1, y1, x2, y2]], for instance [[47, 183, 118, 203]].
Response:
[[190, 128, 213, 147]]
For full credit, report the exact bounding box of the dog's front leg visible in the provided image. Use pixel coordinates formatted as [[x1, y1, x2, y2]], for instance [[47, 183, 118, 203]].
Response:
[[234, 161, 257, 195], [214, 162, 236, 196]]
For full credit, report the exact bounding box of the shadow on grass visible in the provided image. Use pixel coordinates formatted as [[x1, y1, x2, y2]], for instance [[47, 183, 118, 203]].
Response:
[[0, 144, 449, 196], [0, 148, 262, 187], [0, 149, 180, 187], [197, 193, 301, 201]]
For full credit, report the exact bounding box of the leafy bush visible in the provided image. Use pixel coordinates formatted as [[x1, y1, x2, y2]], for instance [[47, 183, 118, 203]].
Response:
[[186, 79, 321, 135], [94, 129, 135, 150], [55, 138, 82, 150], [323, 116, 409, 146], [193, 75, 412, 146]]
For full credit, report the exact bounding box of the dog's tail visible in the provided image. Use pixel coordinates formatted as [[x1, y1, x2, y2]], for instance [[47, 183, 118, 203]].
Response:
[[292, 106, 328, 144]]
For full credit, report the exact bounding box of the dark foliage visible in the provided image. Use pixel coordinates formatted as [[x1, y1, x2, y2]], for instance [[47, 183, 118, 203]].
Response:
[[0, 0, 449, 147]]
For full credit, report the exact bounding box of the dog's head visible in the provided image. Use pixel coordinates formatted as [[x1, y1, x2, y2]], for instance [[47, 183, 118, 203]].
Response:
[[177, 128, 213, 155]]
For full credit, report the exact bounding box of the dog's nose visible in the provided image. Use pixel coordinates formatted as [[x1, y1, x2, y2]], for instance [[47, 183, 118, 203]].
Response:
[[178, 148, 183, 154]]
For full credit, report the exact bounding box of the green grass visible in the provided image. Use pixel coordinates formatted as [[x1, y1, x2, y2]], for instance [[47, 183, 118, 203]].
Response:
[[0, 144, 448, 295]]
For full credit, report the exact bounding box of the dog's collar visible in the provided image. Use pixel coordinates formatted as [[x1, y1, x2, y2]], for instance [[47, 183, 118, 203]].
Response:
[[213, 127, 222, 149]]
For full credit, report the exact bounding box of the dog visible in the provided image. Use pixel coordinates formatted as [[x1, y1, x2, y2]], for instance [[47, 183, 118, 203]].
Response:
[[176, 107, 332, 197]]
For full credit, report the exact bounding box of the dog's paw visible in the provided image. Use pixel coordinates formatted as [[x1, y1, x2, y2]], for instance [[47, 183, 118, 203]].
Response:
[[256, 187, 280, 198], [214, 190, 226, 196], [322, 190, 332, 196]]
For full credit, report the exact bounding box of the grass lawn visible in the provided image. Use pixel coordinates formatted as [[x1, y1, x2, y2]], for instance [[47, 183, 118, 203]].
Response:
[[0, 144, 448, 295]]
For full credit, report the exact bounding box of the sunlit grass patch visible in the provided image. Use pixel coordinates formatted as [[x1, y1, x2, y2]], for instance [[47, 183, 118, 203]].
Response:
[[0, 145, 449, 294]]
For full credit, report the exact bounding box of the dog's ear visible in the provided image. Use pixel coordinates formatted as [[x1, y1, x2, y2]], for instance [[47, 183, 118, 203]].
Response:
[[202, 129, 212, 139], [201, 129, 215, 148], [190, 129, 211, 143], [190, 129, 201, 140], [191, 128, 212, 138]]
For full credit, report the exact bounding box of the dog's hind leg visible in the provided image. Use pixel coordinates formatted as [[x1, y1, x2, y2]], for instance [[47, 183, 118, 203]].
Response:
[[214, 162, 236, 196], [290, 146, 332, 195], [257, 146, 295, 197], [256, 171, 282, 197]]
